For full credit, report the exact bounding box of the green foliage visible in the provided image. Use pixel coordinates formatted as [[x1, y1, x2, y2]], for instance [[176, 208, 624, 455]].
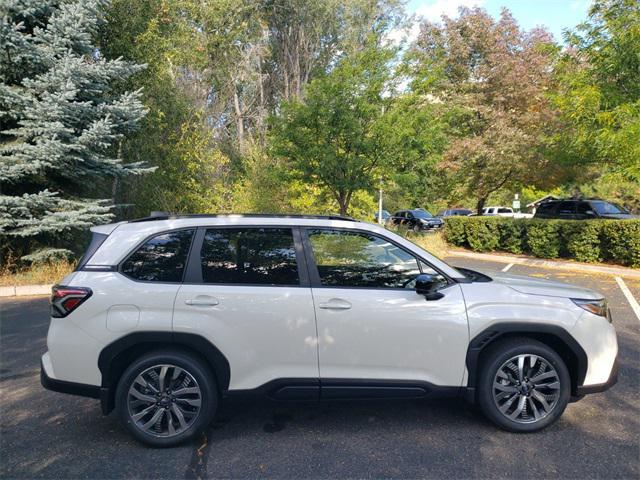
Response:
[[463, 218, 500, 252], [555, 0, 640, 181], [444, 217, 640, 266], [443, 217, 467, 246], [525, 221, 562, 258], [496, 219, 526, 255], [600, 220, 640, 267], [270, 42, 399, 215], [0, 0, 147, 260]]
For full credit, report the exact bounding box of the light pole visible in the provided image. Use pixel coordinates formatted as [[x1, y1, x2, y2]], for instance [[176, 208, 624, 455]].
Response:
[[378, 180, 384, 225]]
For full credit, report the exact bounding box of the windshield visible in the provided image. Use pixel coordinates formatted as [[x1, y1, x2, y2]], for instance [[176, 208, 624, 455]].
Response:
[[413, 210, 434, 219], [591, 201, 628, 215]]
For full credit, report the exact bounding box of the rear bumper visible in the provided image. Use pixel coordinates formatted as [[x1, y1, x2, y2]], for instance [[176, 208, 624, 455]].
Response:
[[576, 357, 619, 395], [41, 358, 110, 413]]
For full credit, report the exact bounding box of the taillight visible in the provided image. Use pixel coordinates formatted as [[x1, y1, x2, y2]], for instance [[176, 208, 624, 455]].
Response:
[[51, 286, 92, 318]]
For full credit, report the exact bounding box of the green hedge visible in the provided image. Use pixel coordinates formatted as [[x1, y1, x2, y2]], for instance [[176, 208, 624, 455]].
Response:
[[444, 217, 640, 267]]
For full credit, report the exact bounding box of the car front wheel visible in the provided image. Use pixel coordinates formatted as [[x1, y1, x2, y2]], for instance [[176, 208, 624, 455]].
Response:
[[478, 338, 570, 432], [115, 350, 217, 447]]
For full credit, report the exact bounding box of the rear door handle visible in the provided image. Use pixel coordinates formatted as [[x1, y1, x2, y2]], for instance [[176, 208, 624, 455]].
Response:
[[185, 297, 219, 306], [318, 299, 352, 310]]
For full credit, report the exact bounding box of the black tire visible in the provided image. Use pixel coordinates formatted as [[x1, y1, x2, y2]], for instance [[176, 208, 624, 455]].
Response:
[[412, 224, 421, 233], [478, 337, 570, 432], [115, 349, 217, 447]]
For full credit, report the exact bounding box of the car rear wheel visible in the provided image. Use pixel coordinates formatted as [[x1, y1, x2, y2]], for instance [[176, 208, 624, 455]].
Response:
[[115, 350, 217, 447], [478, 338, 570, 432]]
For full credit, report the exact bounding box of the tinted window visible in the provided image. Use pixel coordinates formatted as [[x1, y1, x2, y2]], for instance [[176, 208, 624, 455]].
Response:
[[454, 209, 472, 216], [308, 229, 421, 288], [122, 229, 194, 282], [576, 202, 594, 214], [200, 228, 298, 285], [537, 203, 555, 214], [498, 208, 512, 213], [591, 201, 627, 215], [413, 210, 434, 219], [557, 201, 576, 215]]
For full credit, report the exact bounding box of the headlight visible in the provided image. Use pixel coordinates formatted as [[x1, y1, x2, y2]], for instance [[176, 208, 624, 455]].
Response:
[[572, 298, 610, 321]]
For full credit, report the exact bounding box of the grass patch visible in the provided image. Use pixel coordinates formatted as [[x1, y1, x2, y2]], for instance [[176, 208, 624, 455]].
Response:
[[0, 260, 76, 286], [387, 225, 449, 259]]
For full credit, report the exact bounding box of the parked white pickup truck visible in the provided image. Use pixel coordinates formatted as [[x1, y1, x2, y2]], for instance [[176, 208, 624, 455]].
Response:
[[482, 207, 533, 218]]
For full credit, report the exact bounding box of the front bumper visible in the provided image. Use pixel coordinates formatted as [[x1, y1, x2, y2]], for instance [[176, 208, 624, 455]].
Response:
[[576, 357, 619, 395]]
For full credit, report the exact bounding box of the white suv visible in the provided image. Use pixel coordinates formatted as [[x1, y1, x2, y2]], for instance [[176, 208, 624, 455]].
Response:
[[41, 214, 618, 446]]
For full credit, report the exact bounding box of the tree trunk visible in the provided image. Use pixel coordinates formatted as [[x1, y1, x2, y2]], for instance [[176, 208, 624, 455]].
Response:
[[476, 197, 487, 215], [233, 87, 244, 149], [337, 192, 349, 216]]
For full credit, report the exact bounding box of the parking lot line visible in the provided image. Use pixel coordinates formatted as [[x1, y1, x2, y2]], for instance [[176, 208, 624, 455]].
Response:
[[501, 263, 514, 272], [615, 276, 640, 321]]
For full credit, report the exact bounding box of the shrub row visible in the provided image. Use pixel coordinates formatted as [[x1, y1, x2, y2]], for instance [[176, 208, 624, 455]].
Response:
[[443, 217, 640, 267]]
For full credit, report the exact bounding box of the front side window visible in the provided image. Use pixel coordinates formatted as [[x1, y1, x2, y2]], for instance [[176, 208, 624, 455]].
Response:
[[590, 201, 627, 215], [307, 229, 421, 288], [200, 228, 299, 285], [121, 229, 195, 282]]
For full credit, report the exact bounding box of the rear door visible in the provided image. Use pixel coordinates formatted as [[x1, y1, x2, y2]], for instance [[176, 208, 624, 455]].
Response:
[[556, 201, 577, 220], [173, 226, 319, 393]]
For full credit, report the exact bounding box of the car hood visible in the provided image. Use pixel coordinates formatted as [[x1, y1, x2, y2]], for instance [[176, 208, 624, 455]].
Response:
[[491, 272, 602, 300]]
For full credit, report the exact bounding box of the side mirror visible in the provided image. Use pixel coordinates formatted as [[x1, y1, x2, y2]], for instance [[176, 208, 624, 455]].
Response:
[[415, 273, 445, 301]]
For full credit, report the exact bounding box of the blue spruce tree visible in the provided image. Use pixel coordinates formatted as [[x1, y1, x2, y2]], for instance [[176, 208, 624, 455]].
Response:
[[0, 0, 148, 264]]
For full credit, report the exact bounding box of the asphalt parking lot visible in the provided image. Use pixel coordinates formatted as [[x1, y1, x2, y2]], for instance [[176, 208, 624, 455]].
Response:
[[1, 257, 638, 479]]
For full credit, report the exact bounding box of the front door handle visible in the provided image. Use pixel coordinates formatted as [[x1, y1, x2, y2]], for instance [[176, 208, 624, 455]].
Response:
[[185, 297, 219, 306], [318, 299, 352, 310]]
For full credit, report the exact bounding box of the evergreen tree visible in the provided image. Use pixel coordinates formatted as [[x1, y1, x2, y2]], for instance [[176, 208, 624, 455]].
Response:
[[0, 0, 148, 263]]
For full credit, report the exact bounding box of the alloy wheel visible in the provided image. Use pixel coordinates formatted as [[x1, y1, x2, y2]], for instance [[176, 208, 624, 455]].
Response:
[[492, 354, 561, 424], [127, 364, 202, 437]]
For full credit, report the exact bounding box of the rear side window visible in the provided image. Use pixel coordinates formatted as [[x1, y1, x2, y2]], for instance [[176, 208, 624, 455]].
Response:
[[200, 228, 299, 285], [498, 208, 512, 213], [537, 203, 555, 214], [121, 229, 195, 282], [557, 201, 576, 215]]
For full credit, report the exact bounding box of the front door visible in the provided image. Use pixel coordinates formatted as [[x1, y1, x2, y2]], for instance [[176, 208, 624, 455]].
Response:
[[304, 228, 469, 392]]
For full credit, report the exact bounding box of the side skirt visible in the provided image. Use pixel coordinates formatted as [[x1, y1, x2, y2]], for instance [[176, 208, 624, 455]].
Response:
[[224, 378, 462, 402]]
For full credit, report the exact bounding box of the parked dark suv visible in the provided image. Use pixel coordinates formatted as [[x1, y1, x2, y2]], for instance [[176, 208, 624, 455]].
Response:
[[534, 199, 636, 220], [390, 209, 444, 231]]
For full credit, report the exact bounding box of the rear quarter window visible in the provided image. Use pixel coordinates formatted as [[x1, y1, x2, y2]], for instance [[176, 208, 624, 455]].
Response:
[[121, 229, 195, 282]]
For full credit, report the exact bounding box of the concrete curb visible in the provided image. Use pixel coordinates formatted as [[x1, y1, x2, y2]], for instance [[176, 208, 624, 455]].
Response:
[[446, 250, 640, 279], [0, 284, 52, 298]]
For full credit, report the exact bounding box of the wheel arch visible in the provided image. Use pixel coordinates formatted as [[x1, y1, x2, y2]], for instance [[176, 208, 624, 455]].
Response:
[[465, 323, 587, 399], [97, 331, 230, 414]]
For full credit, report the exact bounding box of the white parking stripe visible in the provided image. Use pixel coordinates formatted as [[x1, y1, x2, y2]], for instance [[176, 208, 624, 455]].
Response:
[[615, 276, 640, 321], [501, 263, 514, 272]]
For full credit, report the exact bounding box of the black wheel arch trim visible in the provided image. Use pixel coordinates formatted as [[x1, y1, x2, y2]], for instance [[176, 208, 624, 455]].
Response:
[[465, 323, 588, 397], [97, 331, 231, 414]]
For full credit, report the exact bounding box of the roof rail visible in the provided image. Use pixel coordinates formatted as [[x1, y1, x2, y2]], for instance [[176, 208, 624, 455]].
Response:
[[128, 213, 357, 223]]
